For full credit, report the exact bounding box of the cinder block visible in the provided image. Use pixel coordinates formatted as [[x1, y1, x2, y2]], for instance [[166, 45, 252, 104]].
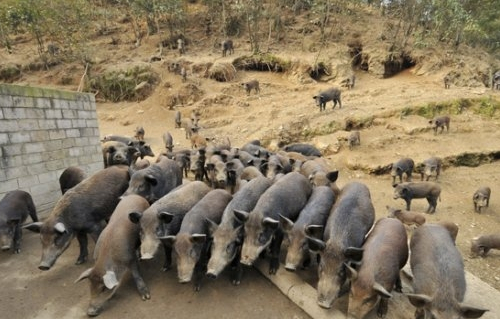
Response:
[[37, 119, 57, 130], [5, 166, 28, 179], [44, 140, 63, 152], [27, 163, 47, 175], [24, 142, 45, 153], [34, 97, 52, 109], [45, 109, 62, 119], [45, 159, 65, 171], [49, 130, 66, 140], [62, 109, 78, 119], [72, 119, 86, 127], [38, 171, 58, 184], [0, 120, 20, 132], [22, 153, 43, 165], [0, 179, 19, 194], [18, 174, 39, 188], [0, 133, 9, 144], [30, 130, 49, 142], [3, 144, 22, 156], [3, 108, 26, 119], [25, 108, 45, 118], [56, 119, 72, 129], [12, 96, 35, 108], [0, 95, 13, 109], [65, 129, 80, 138], [9, 131, 30, 143], [61, 138, 75, 148]]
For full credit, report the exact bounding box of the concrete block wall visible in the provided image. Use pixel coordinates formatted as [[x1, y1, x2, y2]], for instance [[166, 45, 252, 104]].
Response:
[[0, 84, 104, 216]]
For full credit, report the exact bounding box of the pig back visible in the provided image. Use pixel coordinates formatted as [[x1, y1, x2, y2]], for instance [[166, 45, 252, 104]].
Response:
[[253, 172, 312, 220], [56, 165, 130, 227], [324, 182, 374, 247], [178, 189, 233, 234], [295, 186, 335, 227], [410, 224, 466, 302]]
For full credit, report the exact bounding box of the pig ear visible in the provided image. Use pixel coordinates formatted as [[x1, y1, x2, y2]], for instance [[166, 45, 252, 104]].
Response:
[[205, 218, 218, 235], [278, 214, 294, 233], [128, 212, 143, 224], [145, 175, 158, 186], [373, 282, 392, 299], [158, 211, 174, 224], [406, 293, 433, 308], [191, 234, 207, 244], [305, 225, 324, 239], [262, 217, 279, 230], [206, 163, 215, 171], [161, 235, 176, 245], [345, 263, 358, 281], [344, 247, 364, 262], [392, 183, 398, 188], [428, 120, 433, 124], [458, 303, 489, 318], [326, 171, 339, 183], [103, 270, 119, 290], [75, 268, 93, 283], [23, 222, 43, 233], [233, 209, 250, 223], [307, 236, 326, 252], [54, 222, 67, 234]]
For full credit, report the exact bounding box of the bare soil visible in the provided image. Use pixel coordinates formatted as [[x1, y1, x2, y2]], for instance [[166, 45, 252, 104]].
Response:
[[1, 4, 500, 318]]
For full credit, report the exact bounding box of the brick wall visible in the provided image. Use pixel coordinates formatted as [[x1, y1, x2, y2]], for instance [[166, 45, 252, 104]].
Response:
[[0, 84, 103, 216]]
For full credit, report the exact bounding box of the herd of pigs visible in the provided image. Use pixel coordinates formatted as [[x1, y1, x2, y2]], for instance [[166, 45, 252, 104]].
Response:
[[1, 108, 500, 319]]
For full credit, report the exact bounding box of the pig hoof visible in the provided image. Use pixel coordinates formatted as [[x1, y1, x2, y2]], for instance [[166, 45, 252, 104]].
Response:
[[162, 265, 171, 272], [141, 293, 151, 300], [268, 268, 277, 275], [231, 279, 241, 286], [14, 249, 21, 254], [75, 257, 87, 265], [194, 285, 201, 292]]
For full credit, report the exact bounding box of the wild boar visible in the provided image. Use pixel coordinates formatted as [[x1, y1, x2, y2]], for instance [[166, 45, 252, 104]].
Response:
[[279, 186, 335, 272], [123, 156, 182, 204], [0, 190, 38, 253], [206, 177, 273, 285], [134, 126, 145, 141], [260, 154, 292, 181], [386, 205, 426, 227], [444, 75, 451, 89], [59, 166, 86, 195], [101, 136, 155, 159], [191, 133, 210, 149], [348, 131, 360, 150], [240, 165, 265, 181], [429, 115, 450, 134], [390, 157, 415, 184], [406, 224, 488, 319], [313, 87, 342, 111], [434, 221, 459, 243], [346, 218, 408, 319], [175, 110, 182, 128], [102, 141, 139, 168], [75, 195, 150, 317], [222, 39, 234, 57], [235, 172, 313, 274], [420, 156, 442, 181], [282, 143, 322, 157], [307, 182, 375, 309], [393, 182, 441, 214], [470, 234, 500, 258], [163, 132, 174, 152], [24, 165, 130, 270], [181, 119, 200, 140], [242, 80, 260, 95], [163, 189, 232, 291], [300, 158, 340, 197], [190, 148, 208, 182], [128, 181, 211, 271], [473, 186, 491, 213]]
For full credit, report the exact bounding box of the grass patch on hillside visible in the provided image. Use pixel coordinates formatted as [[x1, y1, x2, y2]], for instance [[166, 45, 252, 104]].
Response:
[[400, 97, 500, 119], [233, 53, 291, 72]]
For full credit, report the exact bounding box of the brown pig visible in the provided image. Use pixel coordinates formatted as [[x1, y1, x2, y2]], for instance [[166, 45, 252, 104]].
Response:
[[75, 195, 150, 317], [0, 190, 38, 253], [386, 205, 426, 227], [346, 218, 408, 319], [300, 157, 340, 197], [348, 131, 361, 150], [24, 165, 130, 270], [242, 80, 260, 95], [307, 182, 375, 309], [470, 234, 500, 258], [473, 186, 491, 213], [279, 186, 335, 272], [163, 132, 174, 152], [420, 156, 442, 181], [390, 157, 415, 184], [59, 166, 86, 195], [429, 115, 450, 134], [434, 220, 459, 243], [406, 224, 488, 319], [163, 189, 232, 291], [393, 182, 441, 214], [134, 126, 145, 141]]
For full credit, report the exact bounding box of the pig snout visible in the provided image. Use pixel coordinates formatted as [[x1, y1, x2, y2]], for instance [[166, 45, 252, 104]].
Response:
[[1, 245, 11, 251], [206, 272, 217, 279], [284, 263, 297, 272], [317, 293, 333, 309], [87, 306, 102, 317], [38, 261, 52, 271]]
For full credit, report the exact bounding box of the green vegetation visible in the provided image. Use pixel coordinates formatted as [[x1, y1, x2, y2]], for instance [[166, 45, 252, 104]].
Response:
[[233, 53, 291, 72], [302, 120, 341, 139], [401, 97, 500, 119], [85, 65, 159, 102]]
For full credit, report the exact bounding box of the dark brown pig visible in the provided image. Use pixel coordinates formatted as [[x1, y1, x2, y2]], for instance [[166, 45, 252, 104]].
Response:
[[390, 157, 415, 184], [134, 126, 145, 141], [420, 156, 442, 181], [128, 181, 211, 271], [406, 224, 488, 319], [102, 141, 138, 168], [283, 143, 322, 157], [190, 148, 208, 181], [222, 39, 234, 57], [163, 189, 232, 291], [346, 218, 408, 319], [175, 110, 181, 128], [393, 182, 441, 214], [235, 172, 313, 274], [435, 221, 459, 243], [261, 154, 292, 181], [123, 156, 182, 204], [279, 186, 335, 272], [300, 157, 340, 197], [24, 165, 130, 270], [241, 80, 260, 95], [386, 205, 426, 227], [313, 87, 342, 111], [307, 182, 375, 309], [429, 115, 450, 134], [473, 186, 491, 213], [206, 177, 273, 284], [75, 195, 150, 317], [0, 190, 38, 253], [101, 136, 154, 160], [470, 234, 500, 258], [348, 131, 360, 150], [163, 132, 174, 152], [59, 166, 86, 195]]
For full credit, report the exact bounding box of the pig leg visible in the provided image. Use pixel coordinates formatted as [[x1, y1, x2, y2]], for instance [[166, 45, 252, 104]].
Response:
[[404, 198, 412, 211], [13, 224, 22, 254], [482, 247, 491, 257], [426, 197, 437, 214], [75, 232, 89, 265], [268, 230, 284, 275], [377, 298, 389, 318], [130, 261, 150, 300], [395, 275, 403, 293], [162, 243, 172, 271], [230, 249, 243, 285]]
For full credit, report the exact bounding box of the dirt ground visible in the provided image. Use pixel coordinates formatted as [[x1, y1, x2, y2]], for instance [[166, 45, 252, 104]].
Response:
[[2, 5, 500, 317]]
